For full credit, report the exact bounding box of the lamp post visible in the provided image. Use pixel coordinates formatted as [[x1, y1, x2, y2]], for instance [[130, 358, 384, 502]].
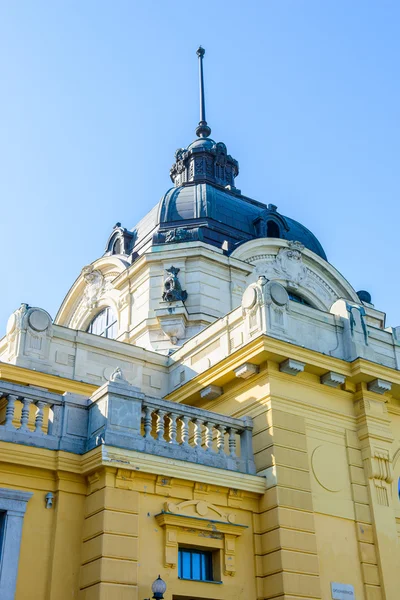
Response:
[[149, 575, 166, 600]]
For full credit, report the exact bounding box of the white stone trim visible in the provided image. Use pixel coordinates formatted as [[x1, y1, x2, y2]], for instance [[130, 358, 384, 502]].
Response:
[[0, 488, 33, 600]]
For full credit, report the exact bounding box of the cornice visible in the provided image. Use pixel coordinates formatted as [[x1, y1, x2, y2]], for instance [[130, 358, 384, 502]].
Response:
[[166, 334, 400, 405], [155, 512, 246, 535], [0, 362, 96, 395], [101, 446, 265, 495]]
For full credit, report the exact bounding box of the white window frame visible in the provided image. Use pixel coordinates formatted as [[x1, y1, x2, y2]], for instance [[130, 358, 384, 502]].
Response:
[[0, 488, 33, 600]]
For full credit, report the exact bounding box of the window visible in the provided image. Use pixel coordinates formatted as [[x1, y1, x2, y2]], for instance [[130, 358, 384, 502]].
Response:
[[0, 488, 32, 600], [87, 307, 118, 339], [0, 511, 5, 563], [288, 292, 312, 307], [113, 238, 122, 254], [266, 220, 280, 238], [178, 548, 213, 582]]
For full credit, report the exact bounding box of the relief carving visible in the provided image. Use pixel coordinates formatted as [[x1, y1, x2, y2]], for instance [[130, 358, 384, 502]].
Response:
[[365, 447, 393, 506], [82, 265, 105, 309]]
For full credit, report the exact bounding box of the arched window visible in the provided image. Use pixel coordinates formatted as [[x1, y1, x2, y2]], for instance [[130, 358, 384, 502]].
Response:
[[113, 238, 122, 255], [87, 307, 118, 339], [288, 292, 312, 307], [267, 220, 280, 238]]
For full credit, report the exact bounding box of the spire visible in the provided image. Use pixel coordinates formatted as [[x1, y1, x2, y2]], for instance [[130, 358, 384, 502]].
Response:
[[195, 46, 211, 138]]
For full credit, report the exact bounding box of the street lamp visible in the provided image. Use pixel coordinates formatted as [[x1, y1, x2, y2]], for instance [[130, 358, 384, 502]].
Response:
[[151, 575, 167, 600]]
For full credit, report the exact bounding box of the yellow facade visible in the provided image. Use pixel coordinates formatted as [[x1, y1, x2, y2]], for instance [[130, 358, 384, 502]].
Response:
[[1, 332, 400, 600]]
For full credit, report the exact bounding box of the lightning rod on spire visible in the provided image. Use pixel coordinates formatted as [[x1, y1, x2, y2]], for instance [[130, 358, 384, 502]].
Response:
[[195, 46, 211, 138]]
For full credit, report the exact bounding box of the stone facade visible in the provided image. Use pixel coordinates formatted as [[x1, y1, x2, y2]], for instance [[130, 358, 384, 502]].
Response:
[[1, 47, 400, 600]]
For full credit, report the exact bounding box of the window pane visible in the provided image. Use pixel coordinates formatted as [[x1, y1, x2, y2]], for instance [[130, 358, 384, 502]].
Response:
[[107, 320, 118, 339], [200, 552, 207, 579], [87, 308, 117, 339], [180, 550, 191, 579], [178, 548, 213, 581], [191, 551, 201, 579], [0, 512, 6, 565]]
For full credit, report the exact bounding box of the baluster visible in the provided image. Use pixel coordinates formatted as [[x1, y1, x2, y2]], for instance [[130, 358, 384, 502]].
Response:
[[34, 401, 46, 434], [4, 394, 18, 429], [216, 425, 226, 454], [156, 410, 166, 441], [144, 405, 153, 439], [228, 427, 237, 457], [180, 415, 190, 446], [193, 419, 203, 449], [204, 421, 214, 451], [168, 412, 178, 444], [18, 397, 33, 432]]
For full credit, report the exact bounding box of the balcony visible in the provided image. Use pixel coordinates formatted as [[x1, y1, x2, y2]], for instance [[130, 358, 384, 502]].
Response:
[[0, 379, 256, 475]]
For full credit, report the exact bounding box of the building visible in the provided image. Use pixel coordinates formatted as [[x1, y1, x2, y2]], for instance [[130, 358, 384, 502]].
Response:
[[0, 47, 399, 600]]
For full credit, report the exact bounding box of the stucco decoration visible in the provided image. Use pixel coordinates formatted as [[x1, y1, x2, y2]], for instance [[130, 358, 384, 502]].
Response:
[[311, 444, 347, 492], [5, 304, 53, 367], [156, 495, 245, 575], [82, 265, 106, 309], [164, 499, 236, 524], [366, 447, 393, 507], [55, 256, 128, 332], [232, 239, 360, 311], [109, 366, 128, 383], [273, 241, 308, 286]]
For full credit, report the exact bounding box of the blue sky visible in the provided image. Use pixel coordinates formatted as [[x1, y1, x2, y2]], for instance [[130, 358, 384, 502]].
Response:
[[1, 1, 399, 334]]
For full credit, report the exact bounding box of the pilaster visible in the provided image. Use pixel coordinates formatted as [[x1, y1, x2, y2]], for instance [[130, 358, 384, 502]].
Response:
[[46, 471, 87, 600], [79, 468, 139, 600], [353, 385, 398, 600], [255, 406, 322, 599]]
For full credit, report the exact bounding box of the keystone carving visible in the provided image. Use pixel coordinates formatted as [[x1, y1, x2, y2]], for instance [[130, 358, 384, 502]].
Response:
[[82, 265, 105, 309], [274, 241, 308, 286]]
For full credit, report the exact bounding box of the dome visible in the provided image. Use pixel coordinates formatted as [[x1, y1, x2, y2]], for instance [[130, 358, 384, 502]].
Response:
[[124, 183, 327, 261], [155, 183, 327, 260], [104, 46, 327, 263]]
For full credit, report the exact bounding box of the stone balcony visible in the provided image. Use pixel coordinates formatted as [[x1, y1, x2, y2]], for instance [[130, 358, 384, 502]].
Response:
[[0, 378, 256, 475]]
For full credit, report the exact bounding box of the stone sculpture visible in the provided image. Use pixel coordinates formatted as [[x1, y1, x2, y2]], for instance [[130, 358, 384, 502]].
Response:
[[162, 267, 187, 302]]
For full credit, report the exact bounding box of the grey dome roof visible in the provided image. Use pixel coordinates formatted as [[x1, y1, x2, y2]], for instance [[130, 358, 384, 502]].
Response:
[[157, 183, 327, 259], [103, 47, 327, 264], [121, 182, 327, 261]]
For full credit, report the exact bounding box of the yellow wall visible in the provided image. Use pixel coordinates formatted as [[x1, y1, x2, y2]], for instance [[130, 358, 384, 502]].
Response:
[[2, 342, 400, 600]]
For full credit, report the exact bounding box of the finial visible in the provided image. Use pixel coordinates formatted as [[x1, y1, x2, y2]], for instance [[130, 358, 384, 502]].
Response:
[[195, 46, 211, 138]]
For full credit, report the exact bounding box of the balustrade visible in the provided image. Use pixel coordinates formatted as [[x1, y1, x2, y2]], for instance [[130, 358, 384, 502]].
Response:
[[0, 381, 87, 453], [138, 396, 255, 473], [0, 380, 256, 474]]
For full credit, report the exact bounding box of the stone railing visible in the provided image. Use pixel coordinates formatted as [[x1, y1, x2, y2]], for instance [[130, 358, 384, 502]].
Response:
[[87, 379, 256, 474], [0, 381, 88, 453], [0, 379, 256, 475]]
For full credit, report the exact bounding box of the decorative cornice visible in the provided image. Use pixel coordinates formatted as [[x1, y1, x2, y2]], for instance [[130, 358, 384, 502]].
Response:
[[155, 512, 246, 536]]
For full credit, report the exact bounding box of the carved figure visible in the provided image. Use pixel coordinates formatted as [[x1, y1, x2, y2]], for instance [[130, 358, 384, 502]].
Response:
[[82, 265, 104, 308], [215, 142, 227, 166], [109, 366, 128, 383], [274, 241, 307, 286], [162, 266, 187, 302], [164, 228, 191, 243]]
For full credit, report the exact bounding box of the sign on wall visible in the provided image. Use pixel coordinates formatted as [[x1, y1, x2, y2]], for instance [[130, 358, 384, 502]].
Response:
[[331, 582, 355, 600]]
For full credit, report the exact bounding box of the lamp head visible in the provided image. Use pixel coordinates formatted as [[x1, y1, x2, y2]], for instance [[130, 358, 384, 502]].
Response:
[[151, 575, 167, 599]]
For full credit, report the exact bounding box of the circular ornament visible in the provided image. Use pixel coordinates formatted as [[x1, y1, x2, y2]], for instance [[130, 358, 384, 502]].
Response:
[[270, 282, 288, 306], [242, 286, 257, 310], [28, 310, 50, 332], [196, 501, 208, 516], [6, 313, 17, 335], [311, 445, 346, 492]]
